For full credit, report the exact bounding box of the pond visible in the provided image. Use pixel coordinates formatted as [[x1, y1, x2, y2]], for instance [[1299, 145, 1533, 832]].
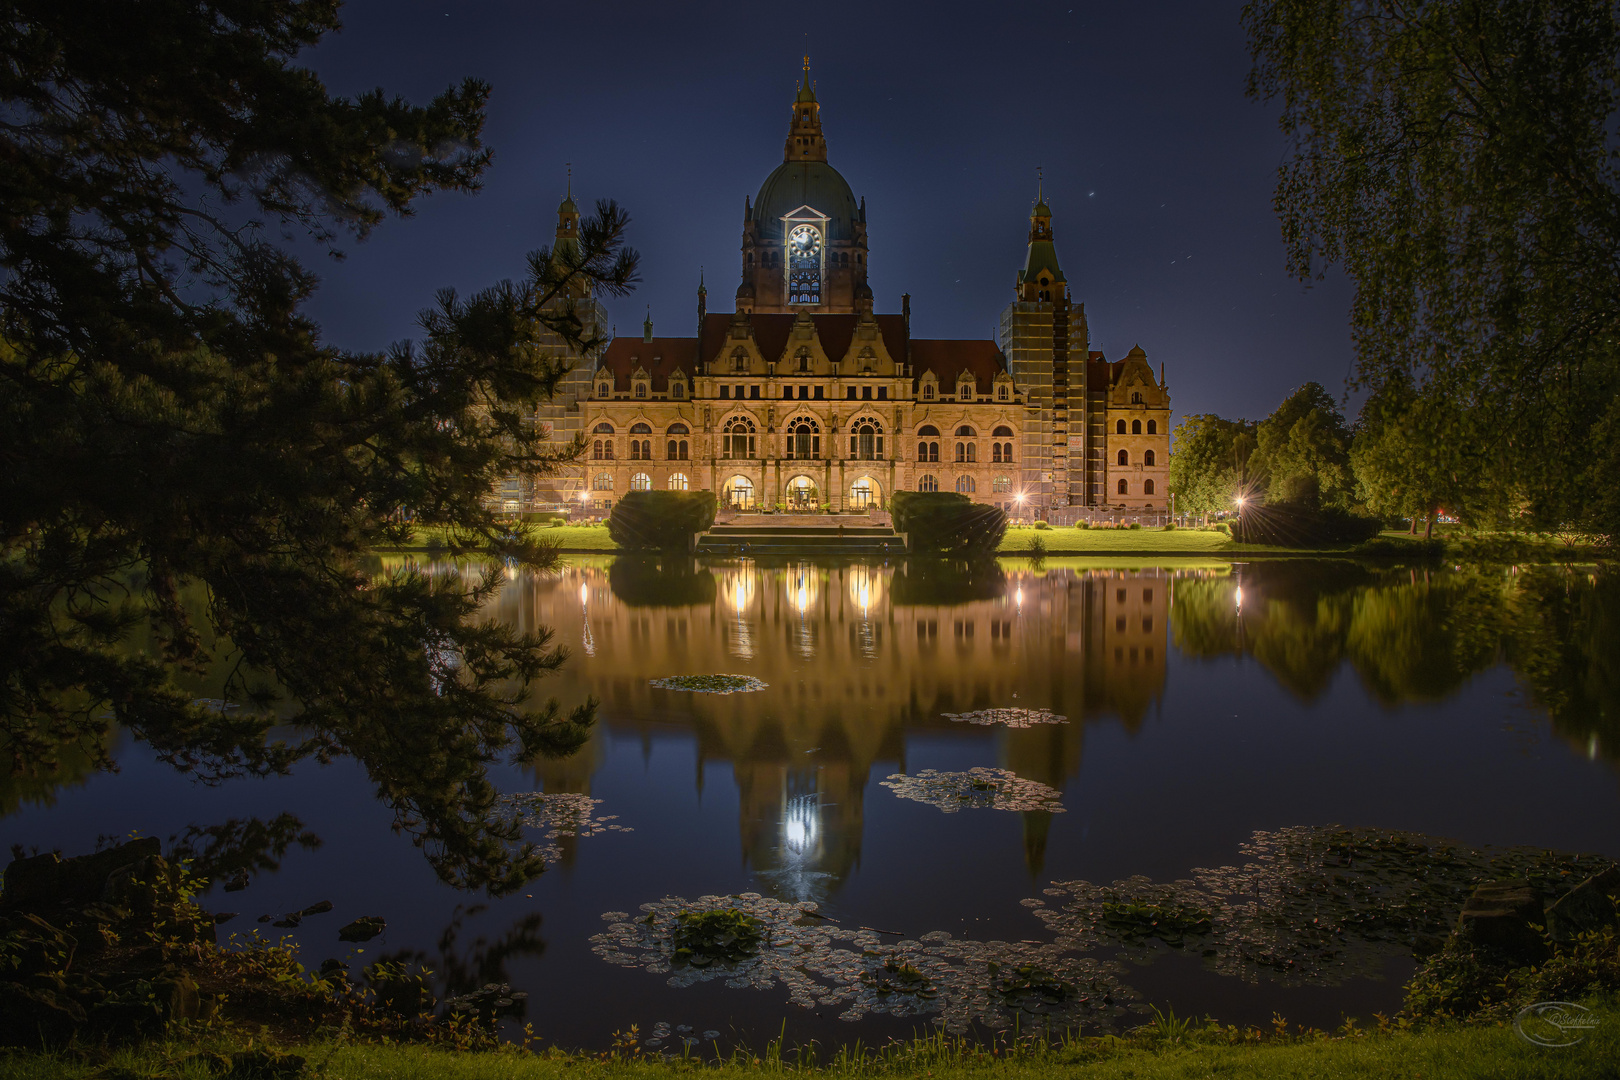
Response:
[[5, 556, 1617, 1047]]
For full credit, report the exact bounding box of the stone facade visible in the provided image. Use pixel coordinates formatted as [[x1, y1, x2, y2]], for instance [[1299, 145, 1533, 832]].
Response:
[[532, 62, 1172, 518]]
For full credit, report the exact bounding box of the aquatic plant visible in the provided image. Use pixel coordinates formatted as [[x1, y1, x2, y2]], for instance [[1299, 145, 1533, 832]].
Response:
[[880, 768, 1065, 814], [591, 893, 1134, 1033], [942, 707, 1068, 728], [648, 674, 768, 694], [497, 792, 631, 862], [670, 908, 765, 966], [1024, 825, 1616, 986]]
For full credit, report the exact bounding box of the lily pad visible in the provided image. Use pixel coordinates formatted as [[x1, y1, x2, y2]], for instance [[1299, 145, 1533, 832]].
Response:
[[649, 674, 768, 694], [942, 707, 1067, 728], [497, 792, 632, 864], [880, 768, 1065, 814]]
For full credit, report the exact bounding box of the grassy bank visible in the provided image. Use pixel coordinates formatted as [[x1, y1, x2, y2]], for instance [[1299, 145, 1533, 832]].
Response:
[[7, 997, 1617, 1080]]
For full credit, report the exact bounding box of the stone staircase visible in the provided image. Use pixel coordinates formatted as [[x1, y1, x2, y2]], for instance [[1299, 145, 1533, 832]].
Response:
[[695, 516, 904, 556]]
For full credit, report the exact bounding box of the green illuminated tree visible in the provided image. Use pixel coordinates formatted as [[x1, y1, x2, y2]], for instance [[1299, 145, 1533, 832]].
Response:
[[1245, 0, 1620, 539], [0, 0, 637, 892], [1167, 414, 1258, 522], [1252, 382, 1354, 510]]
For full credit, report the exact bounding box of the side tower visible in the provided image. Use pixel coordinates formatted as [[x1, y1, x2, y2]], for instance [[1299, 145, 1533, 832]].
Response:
[[528, 182, 609, 510], [998, 190, 1090, 512], [738, 59, 869, 314]]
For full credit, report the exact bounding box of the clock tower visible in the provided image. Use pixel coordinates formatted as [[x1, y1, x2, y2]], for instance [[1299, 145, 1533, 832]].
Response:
[[737, 59, 870, 314]]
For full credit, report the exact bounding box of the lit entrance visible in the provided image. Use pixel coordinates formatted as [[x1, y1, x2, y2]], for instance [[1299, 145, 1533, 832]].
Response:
[[786, 476, 819, 510], [723, 475, 756, 510], [849, 476, 880, 511]]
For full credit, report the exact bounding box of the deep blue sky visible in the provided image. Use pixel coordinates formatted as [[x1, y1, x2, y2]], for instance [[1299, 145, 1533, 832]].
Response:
[[301, 0, 1357, 422]]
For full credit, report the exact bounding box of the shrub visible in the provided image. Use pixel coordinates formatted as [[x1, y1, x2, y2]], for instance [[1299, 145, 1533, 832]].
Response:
[[891, 492, 1008, 556], [1028, 535, 1047, 558], [1128, 522, 1142, 530], [1077, 521, 1091, 530], [1034, 520, 1050, 530], [1212, 522, 1230, 534], [1231, 501, 1383, 547], [1162, 523, 1176, 531], [607, 490, 717, 550]]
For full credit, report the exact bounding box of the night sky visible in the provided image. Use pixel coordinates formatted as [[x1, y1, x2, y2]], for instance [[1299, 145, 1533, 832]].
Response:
[[300, 0, 1358, 423]]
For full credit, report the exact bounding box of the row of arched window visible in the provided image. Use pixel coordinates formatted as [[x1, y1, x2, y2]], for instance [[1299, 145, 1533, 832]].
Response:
[[1117, 449, 1156, 466], [1116, 418, 1159, 434], [1118, 479, 1156, 495], [916, 475, 995, 494], [593, 472, 691, 492]]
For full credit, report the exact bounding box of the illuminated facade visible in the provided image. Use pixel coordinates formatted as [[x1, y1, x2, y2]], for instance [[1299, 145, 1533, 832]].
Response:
[[532, 61, 1171, 518]]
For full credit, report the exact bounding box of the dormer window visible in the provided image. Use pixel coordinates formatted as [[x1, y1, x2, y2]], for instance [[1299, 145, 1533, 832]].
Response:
[[923, 384, 935, 400], [634, 382, 647, 398], [997, 384, 1009, 401], [595, 377, 612, 398], [731, 347, 747, 373], [671, 380, 686, 399]]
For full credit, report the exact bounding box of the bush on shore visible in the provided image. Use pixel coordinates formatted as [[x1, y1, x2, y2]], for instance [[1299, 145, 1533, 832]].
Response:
[[606, 492, 717, 551]]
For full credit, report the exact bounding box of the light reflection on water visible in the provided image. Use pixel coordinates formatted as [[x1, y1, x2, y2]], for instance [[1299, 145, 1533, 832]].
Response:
[[5, 556, 1619, 1045]]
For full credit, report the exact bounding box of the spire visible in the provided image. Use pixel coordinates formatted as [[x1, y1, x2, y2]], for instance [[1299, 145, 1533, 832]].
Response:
[[642, 306, 653, 343], [554, 166, 580, 257], [1018, 177, 1065, 302], [784, 57, 827, 163]]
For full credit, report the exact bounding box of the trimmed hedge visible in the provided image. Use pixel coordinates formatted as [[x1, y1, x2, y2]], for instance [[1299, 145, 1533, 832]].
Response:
[[890, 492, 1008, 556], [606, 490, 717, 551], [1231, 501, 1383, 547]]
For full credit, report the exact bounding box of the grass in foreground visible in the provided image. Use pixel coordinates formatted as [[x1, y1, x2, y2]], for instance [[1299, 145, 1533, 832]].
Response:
[[998, 527, 1234, 553], [6, 997, 1617, 1080]]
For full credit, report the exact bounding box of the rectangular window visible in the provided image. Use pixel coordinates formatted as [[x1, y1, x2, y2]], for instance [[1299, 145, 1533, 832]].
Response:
[[782, 386, 793, 399], [798, 386, 809, 400], [735, 384, 745, 398], [862, 386, 873, 400], [814, 386, 824, 399], [877, 387, 888, 400], [846, 387, 857, 400], [750, 385, 760, 399], [719, 386, 730, 399]]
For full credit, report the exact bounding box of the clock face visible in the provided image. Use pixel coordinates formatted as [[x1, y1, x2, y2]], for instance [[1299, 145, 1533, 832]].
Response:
[[788, 224, 822, 261]]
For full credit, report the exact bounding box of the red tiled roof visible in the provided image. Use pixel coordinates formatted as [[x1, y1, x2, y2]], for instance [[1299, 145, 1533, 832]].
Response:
[[909, 339, 1007, 393], [697, 312, 910, 367], [597, 337, 699, 392]]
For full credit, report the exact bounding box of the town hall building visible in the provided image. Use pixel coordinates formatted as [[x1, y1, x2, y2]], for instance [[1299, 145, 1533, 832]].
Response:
[[526, 63, 1171, 520]]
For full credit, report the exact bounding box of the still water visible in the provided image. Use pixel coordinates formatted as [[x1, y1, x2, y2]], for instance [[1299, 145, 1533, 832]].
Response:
[[6, 556, 1618, 1045]]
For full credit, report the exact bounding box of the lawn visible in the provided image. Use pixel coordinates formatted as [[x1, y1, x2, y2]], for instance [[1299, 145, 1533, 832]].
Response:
[[8, 996, 1617, 1080], [385, 524, 621, 552], [998, 527, 1237, 553]]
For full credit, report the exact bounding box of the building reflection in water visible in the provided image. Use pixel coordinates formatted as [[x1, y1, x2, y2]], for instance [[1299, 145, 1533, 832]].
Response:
[[486, 557, 1209, 896]]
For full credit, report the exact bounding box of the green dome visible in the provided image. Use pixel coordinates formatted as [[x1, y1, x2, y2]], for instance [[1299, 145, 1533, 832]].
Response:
[[558, 194, 578, 214], [1033, 199, 1051, 217], [754, 161, 859, 242]]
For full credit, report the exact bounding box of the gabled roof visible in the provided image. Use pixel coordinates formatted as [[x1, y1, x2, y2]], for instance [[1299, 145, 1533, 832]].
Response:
[[910, 339, 1007, 394], [698, 312, 909, 367], [597, 338, 699, 392]]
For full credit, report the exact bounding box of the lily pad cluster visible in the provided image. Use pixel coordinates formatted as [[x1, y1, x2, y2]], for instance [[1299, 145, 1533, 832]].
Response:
[[1024, 825, 1616, 985], [498, 792, 631, 862], [591, 893, 1134, 1032], [649, 674, 769, 694], [670, 908, 765, 967], [880, 768, 1066, 814], [942, 707, 1068, 728]]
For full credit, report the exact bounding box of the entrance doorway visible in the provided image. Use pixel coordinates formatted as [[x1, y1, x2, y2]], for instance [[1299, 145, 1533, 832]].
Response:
[[849, 476, 880, 511], [786, 476, 819, 510], [723, 475, 755, 510]]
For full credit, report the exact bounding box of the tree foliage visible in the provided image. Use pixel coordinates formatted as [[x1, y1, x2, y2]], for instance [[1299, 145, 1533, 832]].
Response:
[[1167, 414, 1258, 521], [606, 491, 717, 551], [890, 492, 1008, 556], [1245, 0, 1620, 537], [0, 0, 638, 892], [1251, 382, 1354, 510]]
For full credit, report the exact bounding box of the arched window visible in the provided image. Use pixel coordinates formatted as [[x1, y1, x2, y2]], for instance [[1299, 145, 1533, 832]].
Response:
[[591, 439, 605, 460], [630, 423, 652, 434], [666, 439, 689, 460], [723, 417, 756, 459], [919, 474, 939, 492], [671, 381, 686, 399], [917, 425, 940, 437], [958, 380, 973, 400], [992, 425, 1013, 437], [1116, 419, 1127, 435], [992, 443, 1003, 463], [668, 473, 689, 491], [1144, 479, 1156, 495], [1001, 442, 1014, 461], [629, 440, 642, 460], [1132, 419, 1142, 435], [593, 423, 615, 434], [1147, 419, 1157, 435], [993, 475, 1010, 493], [1144, 449, 1156, 467], [849, 416, 883, 460], [1117, 478, 1129, 495], [956, 475, 976, 494], [1118, 448, 1130, 466], [917, 440, 938, 462], [955, 425, 977, 437], [634, 382, 647, 398], [667, 423, 689, 435], [593, 473, 614, 491], [787, 416, 821, 460], [1132, 392, 1144, 404], [997, 384, 1009, 400], [630, 473, 651, 491]]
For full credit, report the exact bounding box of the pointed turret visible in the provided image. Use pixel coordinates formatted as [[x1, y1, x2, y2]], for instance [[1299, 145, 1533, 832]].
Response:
[[1018, 180, 1066, 302], [642, 307, 653, 343], [784, 56, 828, 163], [555, 166, 580, 254]]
